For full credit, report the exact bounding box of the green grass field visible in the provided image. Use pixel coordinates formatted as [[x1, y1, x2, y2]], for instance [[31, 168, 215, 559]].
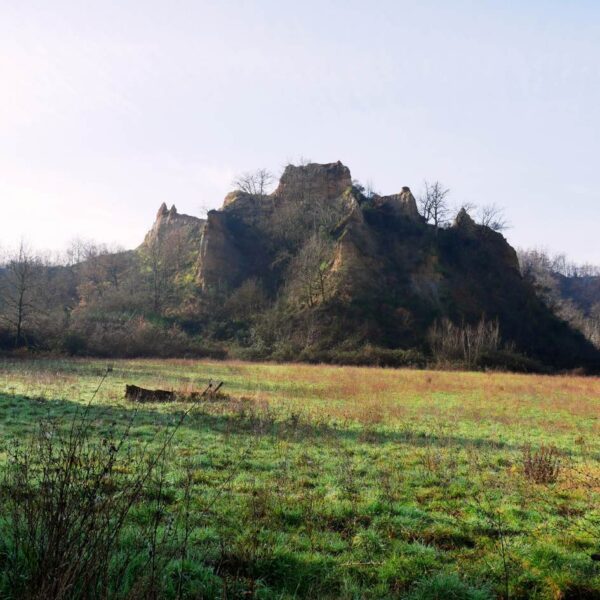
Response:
[[0, 358, 599, 599]]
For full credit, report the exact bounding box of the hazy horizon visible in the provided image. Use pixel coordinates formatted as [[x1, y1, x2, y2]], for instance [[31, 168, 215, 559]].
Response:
[[2, 1, 600, 263]]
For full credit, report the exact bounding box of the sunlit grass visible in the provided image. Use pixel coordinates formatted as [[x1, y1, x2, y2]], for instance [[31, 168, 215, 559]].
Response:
[[0, 358, 599, 598]]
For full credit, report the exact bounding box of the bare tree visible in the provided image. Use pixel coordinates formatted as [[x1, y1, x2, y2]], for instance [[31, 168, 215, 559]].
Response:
[[138, 229, 191, 315], [71, 240, 131, 305], [197, 202, 212, 218], [364, 179, 378, 200], [269, 187, 348, 252], [140, 237, 173, 315], [351, 179, 378, 200], [232, 168, 274, 196], [65, 238, 91, 266], [517, 247, 600, 348], [225, 278, 268, 319], [418, 181, 451, 228], [477, 204, 510, 232], [428, 317, 501, 367], [457, 202, 477, 214], [0, 241, 42, 346], [286, 234, 332, 307]]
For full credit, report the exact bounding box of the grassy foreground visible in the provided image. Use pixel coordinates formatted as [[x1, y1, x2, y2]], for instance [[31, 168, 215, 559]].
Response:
[[0, 358, 599, 599]]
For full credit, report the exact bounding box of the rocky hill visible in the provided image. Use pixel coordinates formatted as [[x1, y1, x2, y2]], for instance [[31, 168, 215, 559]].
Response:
[[2, 160, 598, 370], [144, 202, 206, 247], [141, 161, 599, 371]]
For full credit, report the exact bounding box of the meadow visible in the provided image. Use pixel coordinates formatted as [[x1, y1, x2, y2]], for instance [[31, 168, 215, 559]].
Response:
[[0, 358, 599, 599]]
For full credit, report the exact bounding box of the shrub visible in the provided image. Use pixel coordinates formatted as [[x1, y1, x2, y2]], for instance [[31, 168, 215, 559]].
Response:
[[298, 346, 426, 368], [522, 444, 562, 484], [0, 370, 214, 599], [61, 331, 88, 355], [476, 349, 547, 373], [428, 318, 500, 367], [66, 316, 228, 359]]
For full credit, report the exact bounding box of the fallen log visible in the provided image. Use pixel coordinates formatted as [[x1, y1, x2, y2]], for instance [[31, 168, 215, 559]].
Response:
[[125, 381, 225, 403], [125, 384, 176, 403]]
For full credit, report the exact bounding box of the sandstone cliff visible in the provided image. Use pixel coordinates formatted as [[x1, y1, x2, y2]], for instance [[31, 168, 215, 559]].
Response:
[[142, 161, 600, 371], [143, 203, 205, 247]]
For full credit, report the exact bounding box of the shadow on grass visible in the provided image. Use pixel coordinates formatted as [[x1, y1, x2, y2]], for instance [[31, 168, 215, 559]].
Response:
[[0, 358, 326, 401], [0, 391, 532, 455]]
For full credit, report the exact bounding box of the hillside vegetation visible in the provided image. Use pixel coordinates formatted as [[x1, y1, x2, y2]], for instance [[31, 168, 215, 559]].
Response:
[[519, 249, 600, 349], [1, 162, 599, 373]]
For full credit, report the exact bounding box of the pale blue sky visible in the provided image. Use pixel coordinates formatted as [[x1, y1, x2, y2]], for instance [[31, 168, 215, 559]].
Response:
[[1, 1, 599, 262]]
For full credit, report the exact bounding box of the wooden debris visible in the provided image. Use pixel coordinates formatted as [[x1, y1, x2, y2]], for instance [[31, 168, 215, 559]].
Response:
[[125, 381, 225, 403], [125, 385, 175, 403]]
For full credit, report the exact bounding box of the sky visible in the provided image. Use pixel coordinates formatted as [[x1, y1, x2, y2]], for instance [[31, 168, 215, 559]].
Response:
[[1, 0, 599, 263]]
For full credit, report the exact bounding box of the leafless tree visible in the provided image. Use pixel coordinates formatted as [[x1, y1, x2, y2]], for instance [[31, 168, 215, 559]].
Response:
[[351, 179, 378, 200], [364, 179, 378, 200], [225, 278, 268, 319], [286, 234, 332, 307], [197, 202, 212, 218], [477, 204, 510, 232], [428, 317, 501, 367], [65, 238, 90, 266], [138, 229, 191, 315], [418, 181, 451, 228], [457, 202, 477, 214], [0, 241, 42, 346], [70, 240, 131, 305], [232, 168, 274, 196], [140, 237, 173, 314], [517, 247, 600, 348], [269, 188, 348, 252]]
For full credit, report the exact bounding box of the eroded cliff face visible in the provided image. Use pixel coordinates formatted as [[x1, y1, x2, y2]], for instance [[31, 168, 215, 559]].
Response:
[[196, 161, 422, 294], [197, 210, 245, 291], [138, 204, 207, 286], [273, 161, 352, 201], [143, 203, 205, 246], [141, 161, 600, 370], [374, 186, 421, 220]]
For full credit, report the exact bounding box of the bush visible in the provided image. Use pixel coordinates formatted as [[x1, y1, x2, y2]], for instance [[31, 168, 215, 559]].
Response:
[[0, 326, 15, 351], [228, 345, 272, 362], [61, 331, 88, 355], [522, 444, 562, 484], [428, 318, 500, 368], [299, 346, 427, 368], [476, 349, 547, 373], [0, 371, 216, 599], [66, 316, 228, 359]]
